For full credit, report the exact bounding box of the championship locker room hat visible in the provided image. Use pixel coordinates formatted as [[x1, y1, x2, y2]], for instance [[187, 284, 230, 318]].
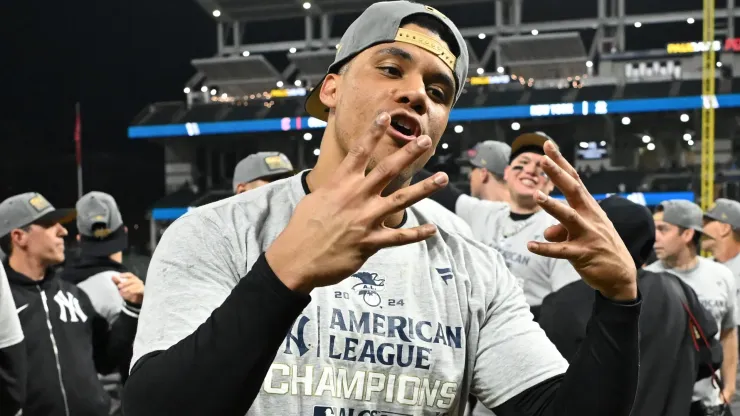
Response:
[[704, 198, 740, 230], [460, 141, 511, 177], [304, 1, 469, 121], [0, 193, 76, 239], [233, 152, 294, 191], [509, 132, 557, 162], [76, 191, 128, 257], [657, 199, 707, 235]]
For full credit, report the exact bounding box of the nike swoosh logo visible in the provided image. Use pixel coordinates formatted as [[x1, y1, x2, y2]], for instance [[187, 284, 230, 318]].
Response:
[[16, 304, 28, 314]]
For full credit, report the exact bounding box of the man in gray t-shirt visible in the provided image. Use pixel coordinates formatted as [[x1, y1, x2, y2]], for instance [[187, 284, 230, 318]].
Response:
[[123, 3, 642, 416], [646, 199, 738, 410]]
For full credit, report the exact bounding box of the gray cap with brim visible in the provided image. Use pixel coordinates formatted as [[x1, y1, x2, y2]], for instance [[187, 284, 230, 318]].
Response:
[[233, 152, 294, 191], [76, 191, 128, 257], [459, 140, 511, 177], [0, 193, 76, 238], [658, 199, 706, 235], [304, 1, 469, 121], [705, 198, 740, 230]]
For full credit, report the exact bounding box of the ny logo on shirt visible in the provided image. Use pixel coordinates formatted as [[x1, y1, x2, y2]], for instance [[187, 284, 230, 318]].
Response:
[[53, 291, 88, 323]]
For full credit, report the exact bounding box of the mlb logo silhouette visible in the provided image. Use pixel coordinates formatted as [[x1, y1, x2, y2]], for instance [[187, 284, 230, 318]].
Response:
[[313, 406, 336, 416]]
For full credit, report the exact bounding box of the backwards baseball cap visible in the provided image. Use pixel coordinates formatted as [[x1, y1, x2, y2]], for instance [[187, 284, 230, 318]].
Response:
[[304, 1, 469, 121], [76, 191, 128, 257], [656, 199, 706, 235], [0, 193, 76, 239], [233, 152, 294, 191], [460, 141, 511, 177], [509, 132, 555, 163], [600, 195, 655, 268]]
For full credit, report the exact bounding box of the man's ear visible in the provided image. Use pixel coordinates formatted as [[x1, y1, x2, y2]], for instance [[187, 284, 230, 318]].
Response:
[[719, 222, 733, 238], [235, 183, 247, 195], [320, 73, 341, 110], [479, 168, 490, 184], [503, 165, 512, 182]]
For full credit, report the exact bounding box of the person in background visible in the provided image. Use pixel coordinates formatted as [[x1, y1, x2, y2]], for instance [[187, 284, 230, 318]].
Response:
[[539, 195, 723, 416], [233, 152, 295, 194], [646, 199, 738, 415], [417, 132, 581, 317], [0, 262, 25, 416], [0, 192, 140, 416], [702, 198, 740, 415], [462, 140, 512, 204], [60, 191, 145, 384]]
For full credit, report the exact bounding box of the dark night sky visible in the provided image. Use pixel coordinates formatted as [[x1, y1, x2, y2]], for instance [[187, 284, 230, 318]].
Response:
[[0, 0, 722, 246]]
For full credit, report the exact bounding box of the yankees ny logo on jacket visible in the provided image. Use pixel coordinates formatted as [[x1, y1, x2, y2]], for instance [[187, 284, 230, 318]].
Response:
[[5, 262, 139, 416]]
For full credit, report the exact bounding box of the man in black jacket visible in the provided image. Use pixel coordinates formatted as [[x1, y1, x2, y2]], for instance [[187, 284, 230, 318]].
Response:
[[0, 192, 141, 416], [539, 195, 723, 416]]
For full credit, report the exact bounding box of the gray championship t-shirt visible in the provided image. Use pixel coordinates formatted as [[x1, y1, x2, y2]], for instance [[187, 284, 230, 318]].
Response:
[[455, 195, 581, 306], [645, 257, 738, 406], [132, 173, 568, 416], [0, 262, 24, 349], [414, 198, 474, 239]]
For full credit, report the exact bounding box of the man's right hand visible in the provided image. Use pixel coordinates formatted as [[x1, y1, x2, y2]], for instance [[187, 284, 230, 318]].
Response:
[[265, 112, 449, 294]]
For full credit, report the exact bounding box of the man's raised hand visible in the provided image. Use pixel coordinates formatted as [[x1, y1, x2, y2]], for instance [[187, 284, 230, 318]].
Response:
[[526, 140, 638, 301], [265, 112, 449, 294]]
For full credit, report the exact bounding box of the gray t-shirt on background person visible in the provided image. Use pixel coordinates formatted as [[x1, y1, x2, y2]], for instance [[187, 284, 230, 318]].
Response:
[[645, 257, 738, 407], [455, 194, 581, 306], [132, 173, 569, 416], [0, 262, 23, 350]]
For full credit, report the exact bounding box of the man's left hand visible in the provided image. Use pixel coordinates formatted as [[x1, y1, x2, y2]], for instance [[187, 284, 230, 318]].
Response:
[[526, 140, 638, 301], [112, 273, 145, 305]]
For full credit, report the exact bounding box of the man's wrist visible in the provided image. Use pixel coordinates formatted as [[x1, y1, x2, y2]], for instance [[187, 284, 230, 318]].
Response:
[[265, 247, 315, 295], [599, 282, 638, 302]]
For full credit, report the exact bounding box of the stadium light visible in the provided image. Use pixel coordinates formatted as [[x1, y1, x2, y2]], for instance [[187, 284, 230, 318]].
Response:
[[276, 81, 284, 88], [442, 143, 449, 150], [717, 62, 723, 68], [634, 22, 642, 28], [586, 61, 593, 68], [242, 51, 250, 57], [221, 93, 227, 99], [680, 113, 689, 122], [600, 141, 606, 146], [688, 140, 695, 146], [210, 89, 217, 96], [579, 142, 588, 149], [289, 47, 297, 54], [531, 29, 539, 36], [294, 80, 302, 87], [201, 86, 208, 92], [454, 125, 463, 133], [683, 133, 692, 141], [497, 66, 505, 74], [647, 143, 656, 151], [478, 33, 486, 39], [313, 148, 320, 156], [212, 10, 221, 17], [687, 18, 695, 24], [303, 133, 312, 141], [642, 135, 651, 143], [183, 87, 190, 94], [511, 122, 521, 131], [621, 116, 631, 125], [476, 68, 484, 75], [303, 2, 311, 9]]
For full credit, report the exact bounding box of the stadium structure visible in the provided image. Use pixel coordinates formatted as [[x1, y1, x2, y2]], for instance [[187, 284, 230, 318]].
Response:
[[127, 0, 740, 250]]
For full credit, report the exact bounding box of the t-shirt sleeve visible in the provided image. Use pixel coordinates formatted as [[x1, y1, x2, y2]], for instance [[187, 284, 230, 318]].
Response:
[[470, 249, 569, 408], [131, 212, 240, 367], [0, 263, 23, 349], [549, 259, 582, 293], [455, 194, 508, 233], [77, 272, 124, 325]]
